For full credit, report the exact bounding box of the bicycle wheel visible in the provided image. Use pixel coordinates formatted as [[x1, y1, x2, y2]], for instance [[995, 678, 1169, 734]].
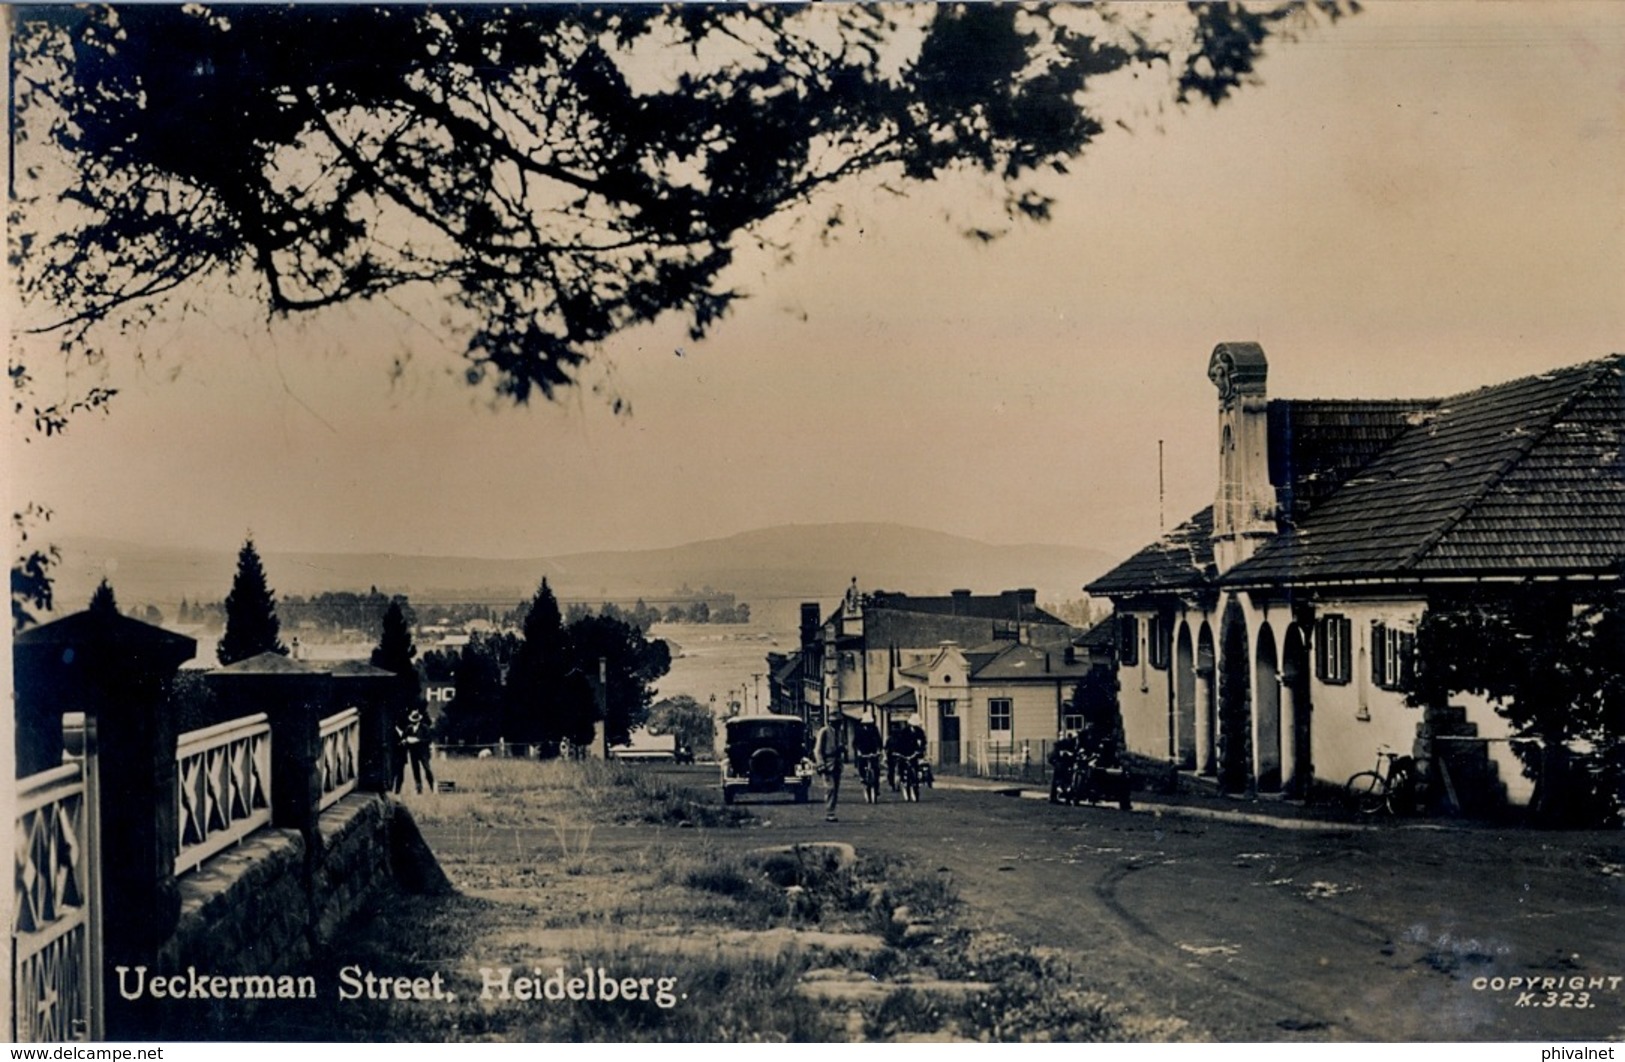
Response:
[[1345, 771, 1387, 815]]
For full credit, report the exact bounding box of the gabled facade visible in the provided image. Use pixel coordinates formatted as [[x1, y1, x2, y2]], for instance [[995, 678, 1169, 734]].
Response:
[[794, 580, 1087, 763], [1087, 344, 1624, 807], [891, 638, 1095, 766]]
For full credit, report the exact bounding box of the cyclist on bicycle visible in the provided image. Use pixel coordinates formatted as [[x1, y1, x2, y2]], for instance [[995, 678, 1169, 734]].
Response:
[[888, 717, 922, 791], [853, 717, 883, 797]]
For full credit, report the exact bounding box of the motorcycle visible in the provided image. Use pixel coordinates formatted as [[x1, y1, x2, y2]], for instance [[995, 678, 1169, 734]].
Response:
[[1049, 747, 1132, 810]]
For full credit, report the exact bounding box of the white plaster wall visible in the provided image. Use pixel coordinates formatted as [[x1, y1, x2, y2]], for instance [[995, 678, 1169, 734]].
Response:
[[1304, 599, 1424, 786], [1117, 609, 1172, 759]]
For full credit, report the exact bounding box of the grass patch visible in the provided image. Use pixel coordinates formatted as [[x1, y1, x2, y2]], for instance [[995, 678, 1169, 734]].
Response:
[[409, 756, 747, 831], [273, 754, 1190, 1041]]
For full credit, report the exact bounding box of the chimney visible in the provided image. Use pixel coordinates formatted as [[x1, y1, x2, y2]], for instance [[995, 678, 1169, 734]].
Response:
[[950, 589, 971, 615], [800, 602, 820, 649], [1208, 342, 1277, 572]]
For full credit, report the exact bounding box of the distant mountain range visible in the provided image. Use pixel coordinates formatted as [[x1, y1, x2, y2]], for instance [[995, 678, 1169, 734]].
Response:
[[47, 523, 1118, 616]]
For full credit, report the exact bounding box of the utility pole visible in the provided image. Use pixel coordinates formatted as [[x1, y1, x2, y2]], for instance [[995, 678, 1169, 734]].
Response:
[[752, 672, 762, 713], [1158, 438, 1166, 532]]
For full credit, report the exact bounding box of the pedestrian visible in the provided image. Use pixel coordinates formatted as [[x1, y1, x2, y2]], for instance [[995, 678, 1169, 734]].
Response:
[[399, 707, 436, 795], [814, 712, 846, 822], [391, 710, 410, 794]]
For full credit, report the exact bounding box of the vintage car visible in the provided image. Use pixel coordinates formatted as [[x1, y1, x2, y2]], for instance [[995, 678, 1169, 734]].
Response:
[[720, 714, 812, 805]]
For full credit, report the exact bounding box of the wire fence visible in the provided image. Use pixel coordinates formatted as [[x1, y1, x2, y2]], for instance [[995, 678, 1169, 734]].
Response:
[[932, 739, 1060, 785]]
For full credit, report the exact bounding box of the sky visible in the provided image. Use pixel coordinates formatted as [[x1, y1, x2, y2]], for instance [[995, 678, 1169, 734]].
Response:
[[7, 2, 1624, 564]]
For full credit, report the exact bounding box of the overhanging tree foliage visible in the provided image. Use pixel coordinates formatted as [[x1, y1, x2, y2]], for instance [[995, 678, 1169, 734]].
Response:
[[10, 2, 1355, 422], [1409, 590, 1625, 825]]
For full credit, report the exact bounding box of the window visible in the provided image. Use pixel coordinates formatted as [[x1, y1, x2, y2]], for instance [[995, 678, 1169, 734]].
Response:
[[989, 698, 1012, 737], [1117, 614, 1140, 667], [936, 699, 957, 717], [1371, 621, 1416, 691], [1316, 614, 1352, 685], [1148, 614, 1171, 671], [1061, 706, 1084, 733]]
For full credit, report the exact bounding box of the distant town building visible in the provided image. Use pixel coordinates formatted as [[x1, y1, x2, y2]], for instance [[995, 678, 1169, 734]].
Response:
[[783, 584, 1093, 766]]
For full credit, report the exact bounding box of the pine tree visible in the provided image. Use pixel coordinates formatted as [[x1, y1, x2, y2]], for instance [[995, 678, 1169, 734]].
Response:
[[371, 598, 421, 708], [217, 537, 287, 665], [370, 599, 418, 679], [505, 579, 569, 750], [88, 578, 119, 615]]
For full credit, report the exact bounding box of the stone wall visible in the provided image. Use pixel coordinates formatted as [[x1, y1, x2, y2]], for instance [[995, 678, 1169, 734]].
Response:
[[120, 794, 447, 1039]]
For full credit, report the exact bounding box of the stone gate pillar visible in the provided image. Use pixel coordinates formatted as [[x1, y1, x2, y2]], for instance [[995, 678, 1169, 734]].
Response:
[[13, 609, 196, 1038], [327, 660, 400, 794], [205, 653, 333, 836]]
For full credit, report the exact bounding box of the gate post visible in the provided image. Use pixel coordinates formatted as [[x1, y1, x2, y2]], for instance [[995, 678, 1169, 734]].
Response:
[[14, 609, 196, 1039], [327, 660, 399, 794], [206, 653, 333, 837], [62, 714, 105, 1041]]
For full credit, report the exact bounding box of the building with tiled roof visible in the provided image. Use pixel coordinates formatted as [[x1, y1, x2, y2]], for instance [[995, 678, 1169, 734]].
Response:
[[791, 579, 1087, 766], [1086, 343, 1623, 808]]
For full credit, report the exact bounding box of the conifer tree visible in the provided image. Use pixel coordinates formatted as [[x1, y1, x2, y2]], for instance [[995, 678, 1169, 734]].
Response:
[[371, 598, 422, 766], [505, 579, 570, 751], [88, 577, 118, 615], [370, 599, 418, 685], [217, 537, 286, 665]]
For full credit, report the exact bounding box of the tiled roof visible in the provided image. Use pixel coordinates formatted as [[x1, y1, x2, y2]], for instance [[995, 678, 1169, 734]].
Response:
[[966, 641, 1094, 682], [863, 610, 1063, 652], [1227, 354, 1625, 584], [1268, 399, 1438, 520], [1085, 507, 1217, 596], [861, 589, 1066, 625], [1076, 616, 1115, 650]]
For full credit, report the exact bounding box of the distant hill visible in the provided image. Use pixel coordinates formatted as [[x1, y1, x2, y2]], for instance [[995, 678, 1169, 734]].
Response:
[[47, 523, 1117, 618]]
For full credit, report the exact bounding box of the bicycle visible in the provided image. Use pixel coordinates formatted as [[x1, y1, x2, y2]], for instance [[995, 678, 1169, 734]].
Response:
[[898, 753, 923, 803], [856, 752, 882, 805], [1344, 746, 1423, 816]]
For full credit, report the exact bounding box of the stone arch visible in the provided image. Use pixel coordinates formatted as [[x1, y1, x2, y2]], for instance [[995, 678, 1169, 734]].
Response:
[[1174, 621, 1196, 770], [1255, 621, 1282, 793], [1217, 597, 1252, 793], [1282, 623, 1313, 797], [1196, 621, 1217, 775]]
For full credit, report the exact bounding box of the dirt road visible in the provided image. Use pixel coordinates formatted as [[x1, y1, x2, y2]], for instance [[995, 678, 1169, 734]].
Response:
[[423, 765, 1624, 1042]]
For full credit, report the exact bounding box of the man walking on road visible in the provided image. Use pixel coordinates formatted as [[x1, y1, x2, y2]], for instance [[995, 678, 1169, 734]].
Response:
[[814, 712, 846, 822]]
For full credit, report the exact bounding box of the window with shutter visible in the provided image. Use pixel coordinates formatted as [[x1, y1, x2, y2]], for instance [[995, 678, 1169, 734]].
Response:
[[1118, 614, 1140, 667], [1316, 614, 1352, 684]]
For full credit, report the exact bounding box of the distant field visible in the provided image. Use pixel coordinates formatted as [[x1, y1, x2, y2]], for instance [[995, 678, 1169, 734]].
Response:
[[649, 620, 795, 714]]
